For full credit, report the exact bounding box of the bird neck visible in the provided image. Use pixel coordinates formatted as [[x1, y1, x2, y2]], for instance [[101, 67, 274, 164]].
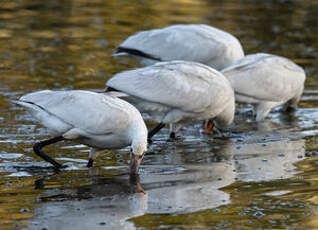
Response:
[[215, 99, 235, 128], [130, 121, 148, 156]]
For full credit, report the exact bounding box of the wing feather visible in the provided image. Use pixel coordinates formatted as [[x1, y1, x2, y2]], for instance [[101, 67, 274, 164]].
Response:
[[119, 24, 242, 68], [222, 54, 306, 102], [107, 61, 233, 113], [20, 90, 133, 135]]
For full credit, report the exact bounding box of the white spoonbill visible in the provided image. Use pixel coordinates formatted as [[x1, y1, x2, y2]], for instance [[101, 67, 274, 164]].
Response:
[[106, 61, 235, 140], [221, 53, 306, 121], [14, 90, 148, 175], [113, 24, 244, 70]]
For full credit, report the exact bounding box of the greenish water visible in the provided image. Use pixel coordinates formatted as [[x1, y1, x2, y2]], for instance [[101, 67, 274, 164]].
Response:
[[0, 0, 318, 229]]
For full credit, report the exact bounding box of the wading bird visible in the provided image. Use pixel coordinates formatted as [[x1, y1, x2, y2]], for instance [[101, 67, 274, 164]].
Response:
[[221, 53, 306, 121], [106, 61, 235, 140], [14, 90, 148, 175], [113, 24, 244, 70]]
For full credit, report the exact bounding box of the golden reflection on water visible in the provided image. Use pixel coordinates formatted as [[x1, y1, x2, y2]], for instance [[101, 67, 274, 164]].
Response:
[[0, 0, 318, 229]]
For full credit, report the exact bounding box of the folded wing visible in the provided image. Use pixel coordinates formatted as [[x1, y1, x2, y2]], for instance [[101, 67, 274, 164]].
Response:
[[107, 61, 233, 113], [20, 90, 132, 135], [222, 54, 305, 102], [119, 24, 233, 65]]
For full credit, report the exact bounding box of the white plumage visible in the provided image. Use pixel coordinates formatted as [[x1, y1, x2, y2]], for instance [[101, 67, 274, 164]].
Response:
[[14, 90, 148, 174], [107, 61, 235, 137], [221, 53, 306, 121], [114, 24, 244, 70]]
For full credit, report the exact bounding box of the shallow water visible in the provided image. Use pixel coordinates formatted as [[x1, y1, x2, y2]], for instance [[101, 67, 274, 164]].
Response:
[[1, 0, 318, 229]]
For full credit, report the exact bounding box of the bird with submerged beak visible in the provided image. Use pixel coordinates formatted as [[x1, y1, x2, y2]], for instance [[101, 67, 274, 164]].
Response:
[[106, 61, 235, 140], [14, 90, 148, 175]]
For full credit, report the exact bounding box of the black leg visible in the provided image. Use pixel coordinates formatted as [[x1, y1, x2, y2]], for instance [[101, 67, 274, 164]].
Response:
[[33, 136, 64, 169], [169, 132, 176, 139], [147, 123, 165, 140], [285, 106, 296, 113], [87, 159, 94, 168], [34, 178, 45, 190]]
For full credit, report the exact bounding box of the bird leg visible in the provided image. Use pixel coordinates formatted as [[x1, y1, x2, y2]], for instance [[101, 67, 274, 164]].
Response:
[[87, 148, 99, 167], [147, 123, 165, 142], [213, 126, 225, 137], [170, 132, 176, 139], [33, 136, 65, 169], [169, 123, 182, 139], [87, 159, 94, 168]]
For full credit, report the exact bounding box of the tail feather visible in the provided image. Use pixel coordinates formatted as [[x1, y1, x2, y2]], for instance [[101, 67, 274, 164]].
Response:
[[11, 100, 21, 105], [103, 90, 129, 98], [12, 100, 34, 109], [13, 100, 46, 111], [12, 99, 71, 134], [113, 47, 162, 61]]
